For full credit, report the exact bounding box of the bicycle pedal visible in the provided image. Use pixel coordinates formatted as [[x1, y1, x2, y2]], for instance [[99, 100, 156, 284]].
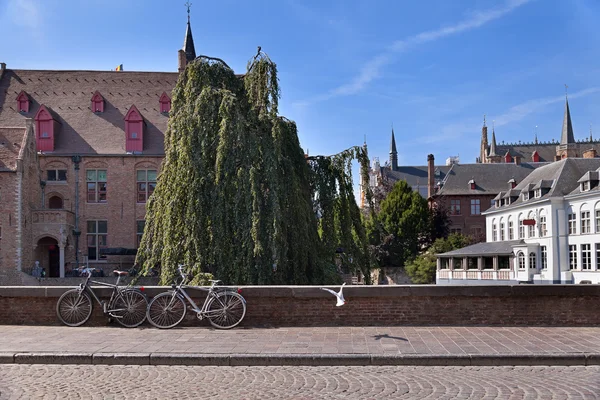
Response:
[[196, 313, 203, 320]]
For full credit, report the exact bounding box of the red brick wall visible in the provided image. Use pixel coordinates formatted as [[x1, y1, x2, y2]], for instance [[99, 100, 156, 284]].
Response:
[[1, 285, 599, 327]]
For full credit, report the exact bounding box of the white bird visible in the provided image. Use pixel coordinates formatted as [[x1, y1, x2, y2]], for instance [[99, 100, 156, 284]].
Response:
[[321, 283, 346, 306]]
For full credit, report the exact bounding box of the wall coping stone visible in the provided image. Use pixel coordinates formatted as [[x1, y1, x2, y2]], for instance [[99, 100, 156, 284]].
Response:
[[1, 284, 599, 298]]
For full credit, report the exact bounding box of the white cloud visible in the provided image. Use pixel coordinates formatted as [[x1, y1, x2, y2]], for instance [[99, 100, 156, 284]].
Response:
[[418, 87, 600, 145], [494, 87, 600, 127], [294, 0, 534, 107], [3, 0, 42, 30]]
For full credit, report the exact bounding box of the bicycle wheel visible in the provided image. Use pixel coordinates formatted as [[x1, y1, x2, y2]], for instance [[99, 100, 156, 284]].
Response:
[[206, 291, 246, 329], [146, 291, 187, 329], [112, 289, 148, 328], [56, 289, 93, 327]]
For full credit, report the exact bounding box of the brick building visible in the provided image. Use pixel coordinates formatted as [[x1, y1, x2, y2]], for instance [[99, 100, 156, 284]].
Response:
[[0, 16, 198, 282]]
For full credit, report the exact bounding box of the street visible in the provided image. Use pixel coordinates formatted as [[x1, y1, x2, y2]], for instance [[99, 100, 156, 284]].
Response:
[[1, 365, 598, 399]]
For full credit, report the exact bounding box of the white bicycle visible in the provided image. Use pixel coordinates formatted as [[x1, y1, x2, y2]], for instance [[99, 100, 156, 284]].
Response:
[[146, 265, 246, 329]]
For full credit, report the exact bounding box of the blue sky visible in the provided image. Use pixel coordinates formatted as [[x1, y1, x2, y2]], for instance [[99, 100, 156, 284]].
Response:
[[2, 0, 600, 170]]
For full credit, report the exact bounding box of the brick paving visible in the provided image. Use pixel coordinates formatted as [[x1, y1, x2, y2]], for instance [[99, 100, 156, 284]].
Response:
[[0, 325, 599, 358], [1, 365, 599, 399]]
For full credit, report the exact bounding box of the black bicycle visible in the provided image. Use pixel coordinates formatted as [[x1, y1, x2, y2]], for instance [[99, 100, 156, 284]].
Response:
[[56, 268, 148, 327]]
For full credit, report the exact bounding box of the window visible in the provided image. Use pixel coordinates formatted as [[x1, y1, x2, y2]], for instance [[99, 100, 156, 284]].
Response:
[[500, 222, 505, 241], [492, 224, 497, 242], [470, 199, 480, 215], [528, 221, 535, 238], [470, 226, 482, 238], [539, 215, 547, 237], [541, 246, 547, 270], [449, 199, 461, 215], [582, 181, 590, 192], [508, 220, 514, 240], [596, 244, 600, 271], [582, 244, 592, 270], [498, 256, 510, 269], [47, 169, 67, 181], [519, 219, 525, 239], [87, 220, 107, 261], [535, 189, 541, 198], [581, 211, 591, 234], [517, 252, 525, 270], [529, 252, 536, 270], [450, 227, 462, 234], [568, 213, 576, 234], [569, 245, 578, 270], [491, 199, 496, 208], [137, 170, 157, 203], [136, 220, 145, 247], [87, 169, 107, 203], [48, 196, 63, 209], [596, 210, 600, 233]]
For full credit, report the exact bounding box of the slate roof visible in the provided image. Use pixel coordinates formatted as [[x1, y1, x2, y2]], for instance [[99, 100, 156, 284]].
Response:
[[0, 68, 178, 155], [486, 158, 600, 212], [381, 165, 451, 193], [438, 240, 524, 257], [435, 162, 546, 196], [0, 127, 26, 171]]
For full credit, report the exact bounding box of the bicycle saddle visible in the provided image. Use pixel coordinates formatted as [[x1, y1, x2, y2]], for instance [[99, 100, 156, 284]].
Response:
[[113, 270, 129, 276]]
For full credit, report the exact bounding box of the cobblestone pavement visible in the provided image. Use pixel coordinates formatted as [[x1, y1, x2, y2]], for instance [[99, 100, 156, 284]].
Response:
[[1, 325, 599, 355], [0, 365, 598, 399]]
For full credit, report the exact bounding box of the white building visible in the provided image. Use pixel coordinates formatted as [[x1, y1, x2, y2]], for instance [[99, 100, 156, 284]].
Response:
[[437, 157, 600, 284]]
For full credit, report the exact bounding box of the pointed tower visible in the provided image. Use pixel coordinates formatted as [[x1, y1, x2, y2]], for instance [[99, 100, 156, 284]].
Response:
[[178, 3, 197, 73], [389, 128, 398, 171], [487, 123, 502, 163], [479, 115, 488, 163], [560, 99, 575, 145], [556, 93, 578, 159]]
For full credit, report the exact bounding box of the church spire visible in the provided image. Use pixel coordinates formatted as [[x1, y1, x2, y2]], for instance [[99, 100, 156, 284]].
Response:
[[389, 127, 398, 171], [560, 96, 575, 145], [183, 2, 196, 63], [488, 123, 498, 157]]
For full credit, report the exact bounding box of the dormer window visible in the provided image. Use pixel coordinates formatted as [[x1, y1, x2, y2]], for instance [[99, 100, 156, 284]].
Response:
[[468, 179, 475, 190], [16, 91, 30, 113], [159, 92, 171, 114], [508, 178, 516, 189], [582, 181, 590, 192], [91, 91, 105, 113], [505, 152, 512, 163], [124, 105, 144, 153], [532, 151, 540, 163], [523, 193, 528, 201], [34, 104, 60, 152], [535, 189, 541, 198]]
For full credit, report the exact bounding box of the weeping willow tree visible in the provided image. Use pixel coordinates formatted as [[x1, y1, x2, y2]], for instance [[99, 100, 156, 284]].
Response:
[[136, 50, 374, 285]]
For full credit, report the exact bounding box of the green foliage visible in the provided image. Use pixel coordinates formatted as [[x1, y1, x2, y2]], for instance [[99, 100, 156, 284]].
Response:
[[405, 233, 473, 284], [136, 52, 372, 285], [376, 180, 430, 268]]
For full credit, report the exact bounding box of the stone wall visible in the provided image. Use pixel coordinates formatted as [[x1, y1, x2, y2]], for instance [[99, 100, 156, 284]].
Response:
[[1, 285, 599, 327]]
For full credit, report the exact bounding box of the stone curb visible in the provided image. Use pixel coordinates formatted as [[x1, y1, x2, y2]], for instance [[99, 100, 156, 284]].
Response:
[[0, 353, 598, 366]]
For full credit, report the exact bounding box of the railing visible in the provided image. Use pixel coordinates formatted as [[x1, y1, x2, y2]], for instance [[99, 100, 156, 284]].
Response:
[[440, 269, 514, 281], [31, 209, 75, 226]]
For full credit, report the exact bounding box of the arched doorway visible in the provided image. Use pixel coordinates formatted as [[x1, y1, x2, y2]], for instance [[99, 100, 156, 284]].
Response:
[[36, 236, 60, 277], [48, 195, 63, 209]]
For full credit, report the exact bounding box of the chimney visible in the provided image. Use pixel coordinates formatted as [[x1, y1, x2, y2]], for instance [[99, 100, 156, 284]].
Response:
[[178, 49, 187, 73], [0, 62, 6, 80], [583, 148, 597, 159], [514, 156, 521, 165], [427, 154, 435, 198]]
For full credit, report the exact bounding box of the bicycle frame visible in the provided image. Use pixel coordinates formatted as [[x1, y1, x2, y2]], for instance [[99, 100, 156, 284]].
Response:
[[77, 270, 134, 315], [170, 268, 236, 320]]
